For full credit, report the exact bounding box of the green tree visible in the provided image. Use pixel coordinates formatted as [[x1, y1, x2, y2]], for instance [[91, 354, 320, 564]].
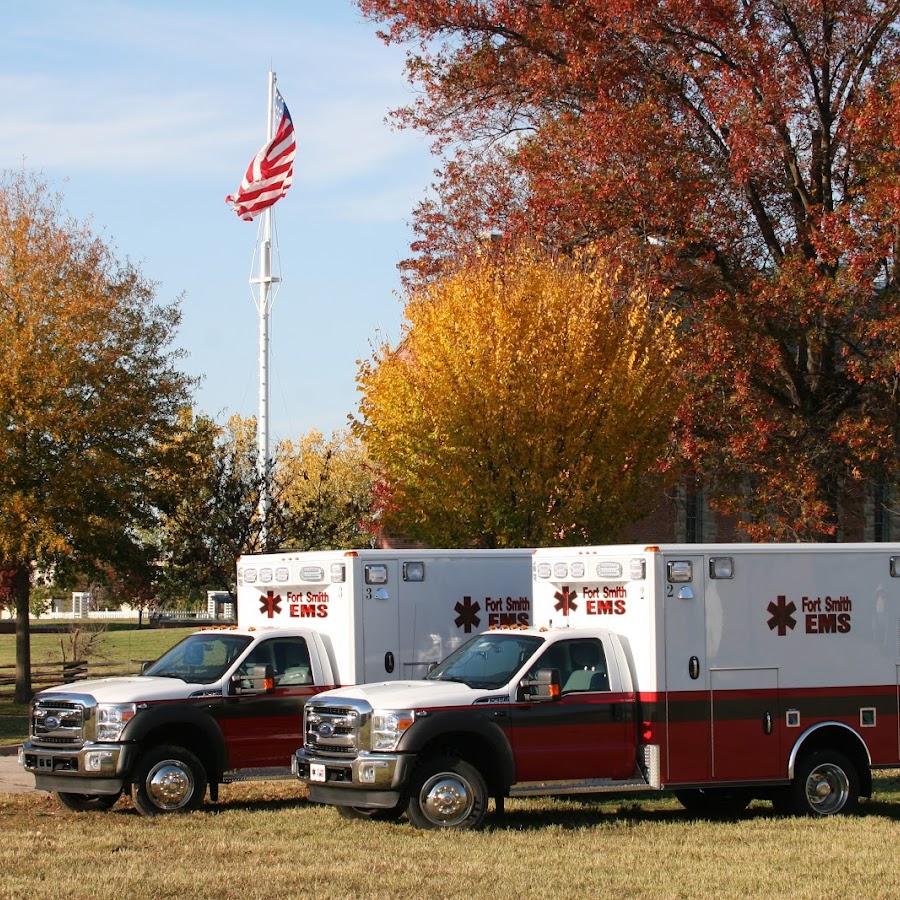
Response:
[[355, 245, 683, 547], [277, 430, 375, 550], [153, 412, 277, 606], [0, 170, 194, 700]]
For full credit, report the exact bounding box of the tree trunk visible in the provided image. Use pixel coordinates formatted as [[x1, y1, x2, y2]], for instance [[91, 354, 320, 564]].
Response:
[[13, 562, 31, 704]]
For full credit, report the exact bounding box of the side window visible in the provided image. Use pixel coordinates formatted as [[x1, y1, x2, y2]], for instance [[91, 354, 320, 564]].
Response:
[[528, 639, 610, 693], [241, 638, 312, 687]]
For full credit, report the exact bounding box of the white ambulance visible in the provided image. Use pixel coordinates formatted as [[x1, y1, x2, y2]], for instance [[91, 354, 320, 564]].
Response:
[[20, 548, 532, 816], [295, 543, 900, 829], [237, 548, 534, 681]]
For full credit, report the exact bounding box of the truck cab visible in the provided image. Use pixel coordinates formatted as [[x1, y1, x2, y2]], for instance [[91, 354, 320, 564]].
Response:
[[21, 626, 334, 815], [294, 626, 648, 829]]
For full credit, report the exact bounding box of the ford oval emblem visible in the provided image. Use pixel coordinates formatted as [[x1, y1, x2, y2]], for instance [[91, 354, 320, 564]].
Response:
[[44, 716, 61, 731], [317, 722, 335, 737]]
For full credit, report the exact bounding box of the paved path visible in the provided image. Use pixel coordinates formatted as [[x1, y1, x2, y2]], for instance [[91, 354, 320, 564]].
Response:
[[0, 748, 36, 794]]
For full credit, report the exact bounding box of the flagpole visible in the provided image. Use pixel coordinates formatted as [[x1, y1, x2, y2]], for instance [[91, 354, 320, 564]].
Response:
[[227, 69, 294, 548], [256, 70, 277, 544]]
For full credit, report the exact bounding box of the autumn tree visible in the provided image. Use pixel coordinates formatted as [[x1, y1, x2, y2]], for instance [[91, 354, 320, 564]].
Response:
[[358, 0, 900, 539], [0, 170, 194, 700], [276, 430, 375, 550], [355, 245, 682, 547]]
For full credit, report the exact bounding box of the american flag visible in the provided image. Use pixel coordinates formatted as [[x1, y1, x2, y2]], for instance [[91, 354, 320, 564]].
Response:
[[226, 89, 296, 221]]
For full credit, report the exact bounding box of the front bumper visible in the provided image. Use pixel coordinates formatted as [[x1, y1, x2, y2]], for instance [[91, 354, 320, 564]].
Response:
[[293, 748, 415, 809], [20, 741, 135, 795]]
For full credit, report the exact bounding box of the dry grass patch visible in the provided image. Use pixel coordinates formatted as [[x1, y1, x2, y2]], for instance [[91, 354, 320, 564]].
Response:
[[1, 775, 900, 900]]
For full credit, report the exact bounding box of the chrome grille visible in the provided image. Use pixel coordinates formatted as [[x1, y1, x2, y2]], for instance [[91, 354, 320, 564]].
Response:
[[304, 699, 371, 756], [30, 696, 92, 746]]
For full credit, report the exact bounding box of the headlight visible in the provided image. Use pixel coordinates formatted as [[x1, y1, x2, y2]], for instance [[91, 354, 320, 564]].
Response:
[[95, 704, 137, 742], [370, 710, 414, 751]]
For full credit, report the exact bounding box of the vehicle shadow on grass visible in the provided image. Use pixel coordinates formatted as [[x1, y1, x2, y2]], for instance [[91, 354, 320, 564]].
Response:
[[484, 798, 739, 832], [204, 798, 316, 815], [103, 770, 900, 824], [484, 790, 900, 832]]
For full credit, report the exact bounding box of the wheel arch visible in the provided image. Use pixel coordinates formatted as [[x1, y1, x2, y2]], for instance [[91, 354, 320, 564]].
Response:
[[788, 722, 872, 798], [123, 709, 227, 784], [399, 713, 515, 797]]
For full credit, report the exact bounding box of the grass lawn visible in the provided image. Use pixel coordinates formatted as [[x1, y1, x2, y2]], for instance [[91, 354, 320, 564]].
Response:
[[2, 775, 900, 899], [0, 626, 197, 667], [0, 627, 196, 746]]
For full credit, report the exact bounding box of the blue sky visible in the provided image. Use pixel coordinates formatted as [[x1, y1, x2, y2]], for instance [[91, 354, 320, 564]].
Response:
[[0, 1, 432, 441]]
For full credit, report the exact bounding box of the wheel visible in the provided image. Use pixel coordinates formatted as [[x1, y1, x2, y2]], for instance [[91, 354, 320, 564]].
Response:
[[406, 756, 488, 830], [789, 750, 859, 816], [130, 745, 208, 816], [336, 802, 405, 822], [674, 788, 751, 817], [56, 791, 122, 812]]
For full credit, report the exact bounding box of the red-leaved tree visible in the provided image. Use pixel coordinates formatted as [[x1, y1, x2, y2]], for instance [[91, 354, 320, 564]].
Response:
[[358, 0, 900, 539]]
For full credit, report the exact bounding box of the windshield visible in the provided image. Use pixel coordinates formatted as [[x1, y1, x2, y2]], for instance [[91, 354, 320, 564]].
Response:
[[143, 633, 253, 685], [427, 633, 544, 690]]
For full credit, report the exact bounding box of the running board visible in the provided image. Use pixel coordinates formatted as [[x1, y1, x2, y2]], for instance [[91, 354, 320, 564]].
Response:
[[222, 766, 292, 783], [510, 777, 655, 798]]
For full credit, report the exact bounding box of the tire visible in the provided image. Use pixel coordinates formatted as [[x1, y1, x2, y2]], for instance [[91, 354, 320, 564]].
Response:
[[789, 750, 860, 816], [56, 791, 122, 812], [674, 788, 751, 817], [406, 756, 488, 831], [336, 802, 405, 822], [130, 745, 208, 816]]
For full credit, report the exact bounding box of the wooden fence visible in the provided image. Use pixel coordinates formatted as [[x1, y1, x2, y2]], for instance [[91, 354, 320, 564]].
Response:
[[0, 660, 149, 694]]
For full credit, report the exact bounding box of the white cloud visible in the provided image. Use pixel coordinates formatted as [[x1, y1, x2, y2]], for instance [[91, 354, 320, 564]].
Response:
[[0, 4, 425, 186]]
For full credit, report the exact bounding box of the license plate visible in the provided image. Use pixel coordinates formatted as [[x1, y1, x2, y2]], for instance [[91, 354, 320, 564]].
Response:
[[310, 763, 326, 783]]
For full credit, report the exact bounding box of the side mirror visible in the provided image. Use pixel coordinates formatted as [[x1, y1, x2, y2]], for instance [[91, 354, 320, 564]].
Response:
[[231, 663, 275, 695], [519, 668, 561, 702]]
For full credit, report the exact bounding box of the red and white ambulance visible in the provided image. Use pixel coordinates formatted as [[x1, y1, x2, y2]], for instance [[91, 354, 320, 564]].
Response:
[[20, 548, 531, 816], [295, 543, 900, 828]]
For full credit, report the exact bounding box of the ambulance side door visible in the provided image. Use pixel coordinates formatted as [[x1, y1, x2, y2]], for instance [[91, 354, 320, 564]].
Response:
[[663, 556, 711, 783]]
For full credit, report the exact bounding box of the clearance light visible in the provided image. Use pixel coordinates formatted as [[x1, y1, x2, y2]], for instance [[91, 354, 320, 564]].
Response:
[[597, 561, 623, 579], [300, 566, 325, 583], [644, 546, 660, 553]]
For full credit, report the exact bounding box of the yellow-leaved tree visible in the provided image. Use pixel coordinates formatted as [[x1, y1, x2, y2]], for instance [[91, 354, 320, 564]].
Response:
[[356, 245, 683, 547], [276, 430, 375, 550]]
